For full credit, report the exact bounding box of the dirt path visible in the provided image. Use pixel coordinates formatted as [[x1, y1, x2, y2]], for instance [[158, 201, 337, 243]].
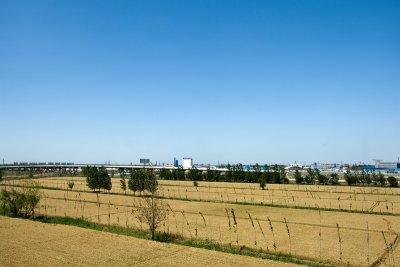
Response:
[[0, 216, 299, 267]]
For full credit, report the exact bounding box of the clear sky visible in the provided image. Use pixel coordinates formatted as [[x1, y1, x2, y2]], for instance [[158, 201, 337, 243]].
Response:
[[0, 0, 399, 165]]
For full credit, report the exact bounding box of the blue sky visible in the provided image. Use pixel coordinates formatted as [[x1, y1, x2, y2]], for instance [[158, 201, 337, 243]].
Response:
[[0, 0, 399, 165]]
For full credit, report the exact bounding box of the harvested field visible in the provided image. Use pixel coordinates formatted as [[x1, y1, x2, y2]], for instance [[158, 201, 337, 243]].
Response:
[[2, 177, 400, 266], [7, 177, 400, 214], [0, 216, 296, 267]]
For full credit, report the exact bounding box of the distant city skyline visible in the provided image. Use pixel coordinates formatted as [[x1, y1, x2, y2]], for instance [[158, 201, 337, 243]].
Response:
[[2, 157, 399, 167], [1, 1, 399, 164]]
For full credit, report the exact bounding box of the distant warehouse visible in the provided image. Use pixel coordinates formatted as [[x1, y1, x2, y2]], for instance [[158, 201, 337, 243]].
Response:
[[374, 160, 400, 169]]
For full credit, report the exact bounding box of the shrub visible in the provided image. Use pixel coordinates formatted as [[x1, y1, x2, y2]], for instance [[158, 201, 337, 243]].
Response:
[[22, 186, 41, 217], [305, 169, 317, 184], [329, 173, 340, 185], [193, 181, 199, 187], [387, 176, 398, 187], [259, 177, 266, 190], [372, 172, 386, 186], [0, 182, 41, 217], [67, 181, 75, 191], [344, 171, 358, 186], [1, 189, 25, 216], [317, 173, 328, 185]]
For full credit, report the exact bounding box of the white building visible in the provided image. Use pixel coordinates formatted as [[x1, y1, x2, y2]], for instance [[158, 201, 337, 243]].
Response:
[[377, 162, 399, 169], [182, 158, 193, 169], [374, 159, 400, 169]]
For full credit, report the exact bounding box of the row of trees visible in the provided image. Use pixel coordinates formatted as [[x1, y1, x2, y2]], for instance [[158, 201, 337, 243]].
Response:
[[344, 170, 398, 187], [293, 169, 340, 185], [84, 166, 399, 192], [126, 169, 157, 195], [293, 169, 399, 187], [159, 164, 289, 184], [84, 167, 159, 194]]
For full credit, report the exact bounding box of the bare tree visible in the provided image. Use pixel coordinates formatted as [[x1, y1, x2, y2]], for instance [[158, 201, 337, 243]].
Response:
[[134, 183, 168, 240]]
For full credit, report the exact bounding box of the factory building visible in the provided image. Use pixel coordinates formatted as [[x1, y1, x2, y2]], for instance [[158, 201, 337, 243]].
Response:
[[374, 160, 400, 169], [182, 158, 193, 169]]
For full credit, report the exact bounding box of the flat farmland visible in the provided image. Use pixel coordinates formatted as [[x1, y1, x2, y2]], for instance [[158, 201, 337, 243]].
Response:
[[2, 177, 400, 266], [10, 177, 400, 214], [0, 216, 297, 267]]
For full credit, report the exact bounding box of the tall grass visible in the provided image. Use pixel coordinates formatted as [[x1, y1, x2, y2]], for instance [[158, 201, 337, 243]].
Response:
[[255, 217, 267, 251], [96, 193, 100, 223], [181, 211, 192, 239], [225, 208, 232, 247], [267, 216, 277, 252], [246, 211, 257, 246], [318, 210, 322, 260], [283, 217, 291, 255], [336, 223, 343, 266], [366, 221, 370, 266], [199, 212, 207, 240]]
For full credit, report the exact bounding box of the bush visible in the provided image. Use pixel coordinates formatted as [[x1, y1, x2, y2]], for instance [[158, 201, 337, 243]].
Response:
[[305, 169, 317, 184], [317, 173, 328, 185], [23, 186, 41, 216], [67, 181, 75, 191], [1, 189, 25, 216], [193, 181, 199, 187], [0, 182, 41, 217], [259, 178, 267, 190], [329, 173, 340, 185], [387, 176, 398, 187], [371, 172, 386, 186], [344, 171, 358, 186]]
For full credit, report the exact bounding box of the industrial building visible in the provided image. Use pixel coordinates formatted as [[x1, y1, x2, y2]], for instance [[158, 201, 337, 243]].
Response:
[[374, 160, 400, 169], [182, 158, 193, 169]]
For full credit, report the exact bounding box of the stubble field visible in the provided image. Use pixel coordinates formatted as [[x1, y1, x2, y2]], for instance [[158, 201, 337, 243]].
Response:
[[0, 216, 296, 267], [2, 177, 400, 266]]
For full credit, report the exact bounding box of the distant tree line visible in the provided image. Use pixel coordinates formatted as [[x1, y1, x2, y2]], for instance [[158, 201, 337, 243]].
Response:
[[343, 170, 398, 187], [159, 164, 289, 188], [293, 169, 340, 185], [293, 169, 398, 187], [83, 165, 398, 194]]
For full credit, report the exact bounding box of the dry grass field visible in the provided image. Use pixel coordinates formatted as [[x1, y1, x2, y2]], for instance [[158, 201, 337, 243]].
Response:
[[2, 177, 400, 266], [16, 177, 400, 214], [0, 216, 297, 267]]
